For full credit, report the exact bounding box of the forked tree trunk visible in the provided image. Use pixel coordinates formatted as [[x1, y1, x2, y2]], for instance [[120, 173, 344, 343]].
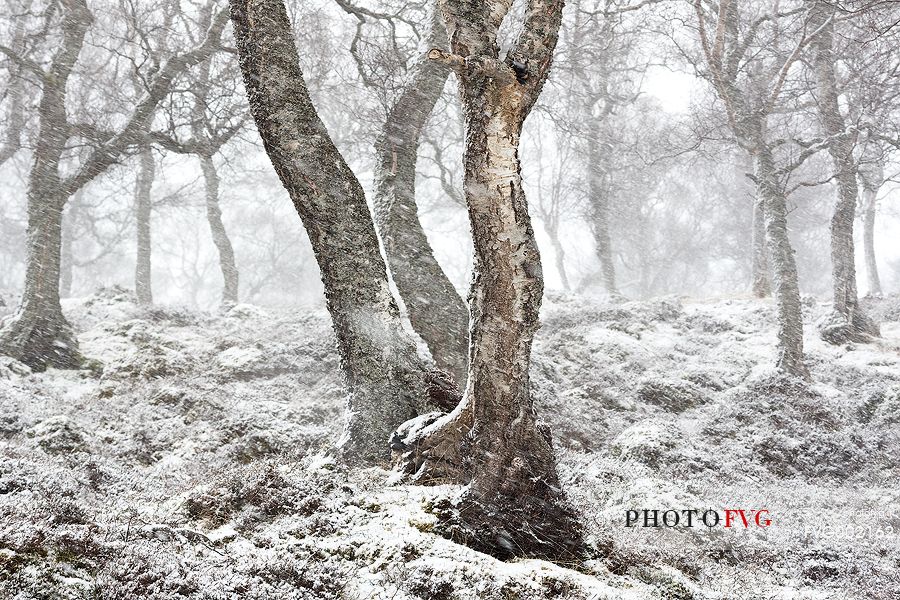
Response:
[[372, 9, 468, 385], [0, 0, 91, 371], [810, 3, 878, 342], [395, 0, 583, 561], [754, 142, 808, 378], [200, 155, 239, 308], [587, 119, 620, 299], [135, 149, 155, 305], [229, 0, 456, 463]]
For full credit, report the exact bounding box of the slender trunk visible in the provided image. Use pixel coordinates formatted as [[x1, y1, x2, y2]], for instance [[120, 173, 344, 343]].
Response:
[[395, 0, 582, 561], [751, 194, 771, 298], [861, 185, 881, 297], [135, 149, 155, 305], [810, 2, 878, 342], [587, 119, 619, 298], [372, 9, 468, 385], [742, 148, 771, 298], [229, 0, 456, 464], [858, 140, 884, 297], [755, 143, 808, 378], [546, 222, 570, 291], [0, 0, 90, 371], [60, 192, 79, 298], [200, 155, 239, 308]]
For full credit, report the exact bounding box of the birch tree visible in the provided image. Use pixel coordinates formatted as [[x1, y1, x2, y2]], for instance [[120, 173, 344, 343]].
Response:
[[689, 0, 821, 378], [807, 0, 879, 342], [395, 0, 584, 560]]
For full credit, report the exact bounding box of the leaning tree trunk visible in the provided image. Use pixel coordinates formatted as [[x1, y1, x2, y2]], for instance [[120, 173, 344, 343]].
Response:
[[754, 143, 808, 378], [135, 149, 155, 305], [394, 0, 583, 561], [586, 119, 620, 299], [229, 0, 456, 464], [810, 3, 878, 343], [200, 155, 239, 308], [372, 8, 468, 385], [0, 0, 90, 371]]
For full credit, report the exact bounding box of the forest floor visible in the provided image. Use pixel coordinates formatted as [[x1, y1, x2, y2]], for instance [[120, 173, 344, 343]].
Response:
[[0, 286, 898, 599]]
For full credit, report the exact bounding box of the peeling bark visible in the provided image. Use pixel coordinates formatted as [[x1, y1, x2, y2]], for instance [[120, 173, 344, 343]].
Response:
[[372, 8, 468, 385], [229, 0, 457, 464], [135, 150, 155, 305], [394, 0, 583, 561]]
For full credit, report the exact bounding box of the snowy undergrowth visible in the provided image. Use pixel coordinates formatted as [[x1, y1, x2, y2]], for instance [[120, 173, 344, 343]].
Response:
[[1, 287, 898, 598]]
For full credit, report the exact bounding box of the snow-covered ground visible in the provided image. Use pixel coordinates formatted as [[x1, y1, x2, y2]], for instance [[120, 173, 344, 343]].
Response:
[[1, 287, 898, 599]]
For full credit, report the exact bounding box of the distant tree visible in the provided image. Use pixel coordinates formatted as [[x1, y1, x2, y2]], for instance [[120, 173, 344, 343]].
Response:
[[688, 0, 822, 378], [807, 0, 879, 342], [0, 0, 228, 370]]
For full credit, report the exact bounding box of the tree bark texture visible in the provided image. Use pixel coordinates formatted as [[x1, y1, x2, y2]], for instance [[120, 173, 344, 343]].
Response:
[[229, 0, 457, 464], [371, 8, 469, 385], [394, 0, 583, 561], [135, 150, 155, 305], [809, 2, 878, 343], [755, 142, 809, 378]]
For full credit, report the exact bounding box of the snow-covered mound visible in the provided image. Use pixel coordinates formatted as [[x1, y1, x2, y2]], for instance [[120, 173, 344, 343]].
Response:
[[0, 290, 898, 598]]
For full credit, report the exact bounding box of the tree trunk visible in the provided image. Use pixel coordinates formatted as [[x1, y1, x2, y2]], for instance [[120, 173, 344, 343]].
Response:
[[750, 194, 771, 298], [810, 2, 878, 343], [372, 9, 468, 385], [740, 148, 771, 298], [229, 0, 457, 464], [394, 0, 583, 561], [857, 138, 884, 297], [0, 0, 90, 371], [60, 192, 79, 299], [546, 222, 571, 292], [754, 143, 808, 378], [860, 178, 882, 297], [135, 149, 155, 305], [587, 119, 620, 299], [200, 155, 239, 308]]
